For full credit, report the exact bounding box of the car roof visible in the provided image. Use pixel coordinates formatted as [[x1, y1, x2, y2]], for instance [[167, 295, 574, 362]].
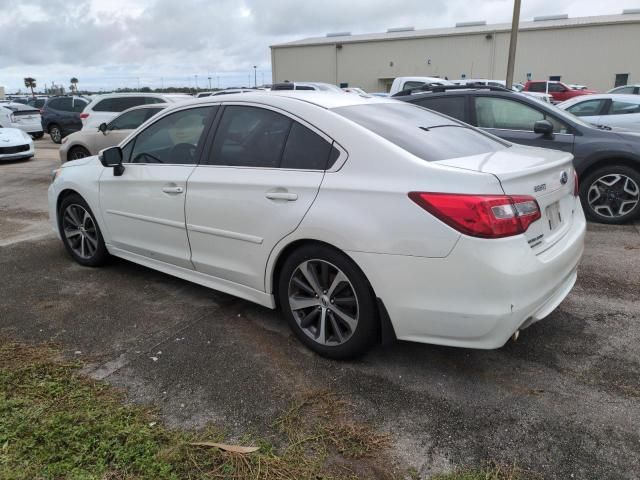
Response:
[[118, 103, 168, 114], [559, 94, 640, 105], [164, 91, 398, 110]]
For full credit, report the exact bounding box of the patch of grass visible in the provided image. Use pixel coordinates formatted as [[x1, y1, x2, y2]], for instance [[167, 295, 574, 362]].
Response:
[[431, 462, 543, 480], [0, 342, 394, 479]]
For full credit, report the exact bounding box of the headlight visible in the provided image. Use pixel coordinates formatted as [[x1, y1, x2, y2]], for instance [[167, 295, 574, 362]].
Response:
[[51, 168, 62, 183]]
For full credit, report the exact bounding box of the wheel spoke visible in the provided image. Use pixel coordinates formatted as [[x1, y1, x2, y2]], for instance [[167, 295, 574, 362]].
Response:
[[82, 210, 92, 228], [316, 308, 327, 344], [290, 295, 320, 311], [80, 236, 86, 258], [299, 308, 320, 329], [327, 271, 347, 298], [333, 295, 356, 307], [68, 206, 82, 227], [292, 276, 315, 296], [619, 200, 637, 215], [330, 305, 357, 332], [64, 229, 81, 239], [85, 233, 98, 250], [328, 312, 344, 343], [623, 178, 639, 196], [299, 261, 323, 296]]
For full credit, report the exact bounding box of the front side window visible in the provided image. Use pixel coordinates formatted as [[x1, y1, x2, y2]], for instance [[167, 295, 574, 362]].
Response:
[[474, 97, 569, 133], [414, 96, 466, 122], [609, 101, 640, 115], [548, 83, 566, 93], [333, 103, 507, 162], [565, 99, 606, 117], [127, 106, 215, 165], [108, 108, 159, 130], [528, 82, 545, 93], [208, 106, 292, 168]]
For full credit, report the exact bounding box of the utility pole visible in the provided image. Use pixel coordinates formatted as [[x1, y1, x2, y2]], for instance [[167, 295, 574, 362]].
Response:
[[505, 0, 521, 89], [253, 66, 257, 87]]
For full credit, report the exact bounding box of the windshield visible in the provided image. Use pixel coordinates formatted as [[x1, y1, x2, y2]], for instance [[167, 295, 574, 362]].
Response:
[[332, 102, 509, 162]]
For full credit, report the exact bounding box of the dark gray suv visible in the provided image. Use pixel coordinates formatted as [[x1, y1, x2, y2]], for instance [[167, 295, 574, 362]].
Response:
[[396, 86, 640, 224]]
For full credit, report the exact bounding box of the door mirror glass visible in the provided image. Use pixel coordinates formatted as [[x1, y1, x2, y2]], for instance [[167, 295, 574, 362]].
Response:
[[98, 122, 108, 134], [533, 119, 554, 136]]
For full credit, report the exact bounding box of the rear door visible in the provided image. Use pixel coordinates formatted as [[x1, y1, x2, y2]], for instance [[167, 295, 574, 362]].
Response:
[[186, 103, 338, 291], [471, 95, 575, 153]]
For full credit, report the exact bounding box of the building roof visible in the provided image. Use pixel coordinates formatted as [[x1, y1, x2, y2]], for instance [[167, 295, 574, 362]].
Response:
[[271, 12, 640, 48]]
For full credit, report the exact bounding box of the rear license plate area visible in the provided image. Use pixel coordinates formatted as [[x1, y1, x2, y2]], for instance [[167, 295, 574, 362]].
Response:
[[546, 201, 562, 231]]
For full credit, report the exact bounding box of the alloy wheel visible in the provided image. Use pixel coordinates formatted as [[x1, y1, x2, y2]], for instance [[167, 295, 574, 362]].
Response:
[[587, 174, 640, 219], [288, 259, 359, 346], [50, 127, 61, 143], [62, 204, 99, 259]]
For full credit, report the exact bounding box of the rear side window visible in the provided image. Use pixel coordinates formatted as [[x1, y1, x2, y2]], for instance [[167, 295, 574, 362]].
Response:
[[414, 96, 466, 122], [109, 108, 157, 130], [333, 103, 507, 162], [73, 99, 88, 112], [48, 98, 73, 111], [609, 100, 640, 115], [565, 99, 606, 116], [528, 82, 545, 93], [94, 97, 162, 113], [281, 123, 333, 170]]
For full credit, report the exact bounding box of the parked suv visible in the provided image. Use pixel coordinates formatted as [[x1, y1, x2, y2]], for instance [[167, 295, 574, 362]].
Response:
[[395, 85, 640, 224], [80, 93, 189, 130], [41, 96, 90, 144], [523, 81, 595, 103]]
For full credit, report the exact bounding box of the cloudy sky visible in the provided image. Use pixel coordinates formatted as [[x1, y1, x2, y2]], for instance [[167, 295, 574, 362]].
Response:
[[1, 0, 637, 92]]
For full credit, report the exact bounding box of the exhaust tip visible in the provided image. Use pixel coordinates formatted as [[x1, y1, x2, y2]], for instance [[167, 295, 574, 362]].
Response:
[[511, 330, 520, 342]]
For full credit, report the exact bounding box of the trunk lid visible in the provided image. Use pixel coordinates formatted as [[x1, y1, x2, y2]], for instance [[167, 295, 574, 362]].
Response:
[[435, 145, 577, 253]]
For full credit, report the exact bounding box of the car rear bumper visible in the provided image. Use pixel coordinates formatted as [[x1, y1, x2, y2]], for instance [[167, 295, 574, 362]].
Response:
[[348, 201, 586, 349], [11, 123, 42, 135]]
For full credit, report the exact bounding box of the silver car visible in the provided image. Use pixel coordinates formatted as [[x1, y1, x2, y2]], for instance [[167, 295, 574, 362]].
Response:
[[60, 104, 166, 162], [0, 103, 44, 139]]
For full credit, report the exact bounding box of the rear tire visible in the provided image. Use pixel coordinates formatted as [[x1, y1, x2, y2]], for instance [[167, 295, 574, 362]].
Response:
[[580, 165, 640, 224], [49, 124, 62, 144], [31, 132, 44, 140], [58, 194, 110, 267], [277, 244, 378, 359], [67, 146, 91, 161]]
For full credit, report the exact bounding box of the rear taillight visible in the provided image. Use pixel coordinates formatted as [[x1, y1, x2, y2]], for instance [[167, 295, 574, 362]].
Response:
[[80, 113, 89, 119], [573, 171, 579, 197], [409, 192, 541, 239]]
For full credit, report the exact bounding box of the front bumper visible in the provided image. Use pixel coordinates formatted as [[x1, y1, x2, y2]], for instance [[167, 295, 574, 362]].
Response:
[[349, 201, 586, 349], [0, 143, 34, 161]]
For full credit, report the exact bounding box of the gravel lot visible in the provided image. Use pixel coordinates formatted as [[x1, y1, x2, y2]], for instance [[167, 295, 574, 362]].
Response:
[[1, 137, 639, 479]]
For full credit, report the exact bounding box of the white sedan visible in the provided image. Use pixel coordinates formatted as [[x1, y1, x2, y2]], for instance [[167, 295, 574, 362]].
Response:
[[48, 92, 585, 358], [0, 126, 34, 161], [558, 94, 640, 131], [0, 103, 44, 138]]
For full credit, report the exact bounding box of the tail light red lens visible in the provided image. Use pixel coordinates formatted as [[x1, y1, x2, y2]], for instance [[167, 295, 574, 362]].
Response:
[[79, 113, 89, 119], [409, 192, 541, 239], [573, 170, 579, 197]]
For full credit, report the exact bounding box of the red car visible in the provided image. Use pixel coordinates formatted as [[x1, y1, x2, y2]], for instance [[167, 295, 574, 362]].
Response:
[[523, 81, 596, 103]]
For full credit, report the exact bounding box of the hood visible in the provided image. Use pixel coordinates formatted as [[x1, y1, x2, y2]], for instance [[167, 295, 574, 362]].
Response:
[[0, 127, 31, 145], [62, 154, 99, 168]]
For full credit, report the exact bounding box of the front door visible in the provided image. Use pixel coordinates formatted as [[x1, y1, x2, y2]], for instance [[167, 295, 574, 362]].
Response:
[[473, 96, 575, 154], [99, 106, 216, 269], [186, 104, 338, 291]]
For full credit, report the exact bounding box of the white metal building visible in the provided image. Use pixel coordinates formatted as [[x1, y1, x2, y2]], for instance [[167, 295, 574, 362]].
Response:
[[270, 11, 640, 93]]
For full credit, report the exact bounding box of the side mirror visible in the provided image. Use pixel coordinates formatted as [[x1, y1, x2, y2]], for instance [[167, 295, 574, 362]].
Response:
[[98, 122, 108, 134], [99, 146, 125, 176], [534, 119, 554, 137]]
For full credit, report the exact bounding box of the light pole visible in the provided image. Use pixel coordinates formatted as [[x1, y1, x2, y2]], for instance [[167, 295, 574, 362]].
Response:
[[195, 74, 199, 90], [505, 0, 521, 89], [253, 65, 257, 87], [208, 76, 212, 89]]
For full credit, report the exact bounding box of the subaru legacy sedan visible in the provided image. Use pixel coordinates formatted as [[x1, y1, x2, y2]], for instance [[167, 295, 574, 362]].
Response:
[[48, 93, 585, 359]]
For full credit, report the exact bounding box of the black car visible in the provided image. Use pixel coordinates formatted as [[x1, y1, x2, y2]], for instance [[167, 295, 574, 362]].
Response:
[[41, 96, 89, 144], [395, 86, 640, 224]]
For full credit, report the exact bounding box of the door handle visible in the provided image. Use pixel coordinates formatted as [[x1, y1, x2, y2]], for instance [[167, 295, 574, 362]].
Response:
[[162, 185, 184, 194], [265, 192, 298, 201]]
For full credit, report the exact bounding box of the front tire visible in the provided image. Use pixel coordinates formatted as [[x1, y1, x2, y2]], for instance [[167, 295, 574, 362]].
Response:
[[58, 194, 110, 267], [49, 124, 62, 144], [31, 132, 44, 140], [580, 165, 640, 224], [277, 244, 378, 359], [67, 146, 91, 161]]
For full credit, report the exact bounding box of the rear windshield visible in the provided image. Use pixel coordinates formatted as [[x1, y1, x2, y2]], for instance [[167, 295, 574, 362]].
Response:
[[332, 103, 508, 162]]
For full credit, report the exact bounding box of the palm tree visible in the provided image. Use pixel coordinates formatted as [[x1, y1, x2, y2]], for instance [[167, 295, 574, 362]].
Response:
[[24, 77, 36, 97], [70, 77, 78, 93]]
